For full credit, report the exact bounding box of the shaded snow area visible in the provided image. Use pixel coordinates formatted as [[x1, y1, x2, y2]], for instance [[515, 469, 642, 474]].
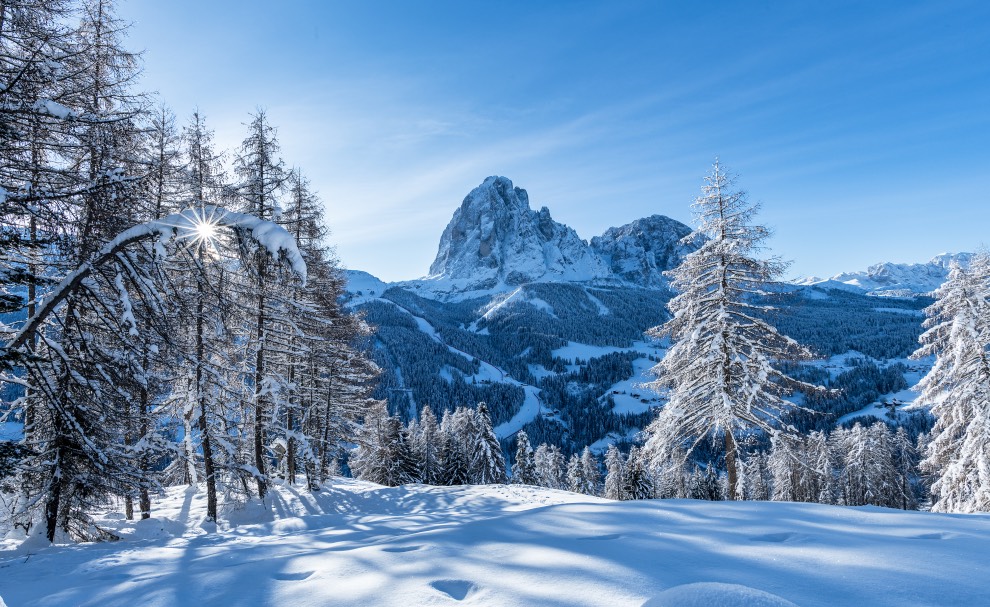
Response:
[[4, 481, 990, 606]]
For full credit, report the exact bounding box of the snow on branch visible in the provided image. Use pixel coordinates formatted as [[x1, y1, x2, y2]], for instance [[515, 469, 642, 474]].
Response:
[[3, 205, 306, 354]]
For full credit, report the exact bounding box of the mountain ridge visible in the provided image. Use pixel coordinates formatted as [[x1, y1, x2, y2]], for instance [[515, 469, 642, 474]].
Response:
[[796, 252, 972, 297], [398, 176, 696, 299]]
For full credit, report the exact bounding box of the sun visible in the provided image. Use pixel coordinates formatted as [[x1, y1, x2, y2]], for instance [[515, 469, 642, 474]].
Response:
[[172, 206, 223, 255], [194, 218, 218, 242]]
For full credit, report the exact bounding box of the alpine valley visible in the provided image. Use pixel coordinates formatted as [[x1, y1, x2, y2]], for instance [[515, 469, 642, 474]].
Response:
[[345, 176, 952, 456]]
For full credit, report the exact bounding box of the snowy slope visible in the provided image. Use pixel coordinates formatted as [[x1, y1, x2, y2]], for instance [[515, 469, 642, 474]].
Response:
[[342, 269, 389, 305], [3, 481, 990, 606]]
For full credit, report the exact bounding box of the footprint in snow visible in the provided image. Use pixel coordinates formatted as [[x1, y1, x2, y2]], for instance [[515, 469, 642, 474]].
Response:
[[381, 545, 422, 553], [430, 579, 479, 601], [749, 532, 800, 543], [577, 533, 622, 541], [272, 571, 314, 581], [911, 532, 955, 540]]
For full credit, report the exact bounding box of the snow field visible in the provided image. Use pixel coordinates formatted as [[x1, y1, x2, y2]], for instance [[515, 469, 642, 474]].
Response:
[[2, 480, 990, 606]]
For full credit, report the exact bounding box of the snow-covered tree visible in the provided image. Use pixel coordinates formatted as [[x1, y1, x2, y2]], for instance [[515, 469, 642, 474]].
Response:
[[232, 110, 290, 500], [579, 447, 602, 496], [566, 453, 583, 493], [350, 400, 415, 487], [769, 431, 834, 504], [742, 452, 771, 501], [689, 466, 724, 501], [469, 402, 506, 484], [560, 448, 602, 497], [642, 159, 818, 500], [913, 259, 990, 512], [412, 405, 442, 485], [6, 0, 160, 542], [603, 445, 625, 500], [511, 430, 537, 485], [623, 446, 653, 500], [438, 408, 470, 485], [533, 443, 564, 490], [891, 426, 918, 511], [651, 443, 689, 499]]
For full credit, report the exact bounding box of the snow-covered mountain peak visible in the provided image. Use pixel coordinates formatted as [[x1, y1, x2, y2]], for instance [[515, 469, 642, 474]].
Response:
[[590, 214, 696, 288], [426, 176, 611, 292], [798, 252, 973, 296]]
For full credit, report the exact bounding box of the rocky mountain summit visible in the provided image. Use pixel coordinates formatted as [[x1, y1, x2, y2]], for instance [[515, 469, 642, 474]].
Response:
[[590, 215, 697, 289], [418, 176, 694, 296]]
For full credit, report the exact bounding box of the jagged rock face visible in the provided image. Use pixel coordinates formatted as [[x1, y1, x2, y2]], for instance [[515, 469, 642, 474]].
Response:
[[428, 176, 610, 289], [590, 215, 695, 288]]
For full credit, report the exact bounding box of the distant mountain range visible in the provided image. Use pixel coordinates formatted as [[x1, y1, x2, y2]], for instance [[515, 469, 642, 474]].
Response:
[[795, 253, 972, 297], [357, 175, 967, 300]]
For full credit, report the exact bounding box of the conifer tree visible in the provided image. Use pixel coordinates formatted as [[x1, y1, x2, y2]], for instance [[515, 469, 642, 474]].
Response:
[[511, 430, 537, 485], [579, 447, 602, 496], [603, 445, 625, 500], [891, 426, 918, 511], [412, 405, 442, 485], [126, 103, 183, 520], [232, 110, 289, 500], [623, 446, 653, 500], [351, 400, 414, 486], [11, 0, 157, 542], [164, 110, 235, 522], [742, 452, 771, 501], [652, 443, 689, 499], [643, 159, 818, 500], [566, 454, 583, 493], [689, 466, 724, 501], [913, 259, 990, 512], [438, 409, 470, 485], [534, 443, 564, 490], [469, 402, 506, 484]]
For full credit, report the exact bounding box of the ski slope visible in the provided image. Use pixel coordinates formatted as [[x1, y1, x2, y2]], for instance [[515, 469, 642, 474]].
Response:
[[2, 480, 989, 606]]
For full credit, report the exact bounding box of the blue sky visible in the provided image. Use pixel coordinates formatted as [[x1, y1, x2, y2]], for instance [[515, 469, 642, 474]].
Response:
[[119, 0, 990, 282]]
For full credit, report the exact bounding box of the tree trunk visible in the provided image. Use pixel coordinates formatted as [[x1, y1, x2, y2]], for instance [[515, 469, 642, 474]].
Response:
[[196, 246, 218, 523], [725, 431, 738, 500], [253, 282, 268, 500], [319, 369, 336, 484]]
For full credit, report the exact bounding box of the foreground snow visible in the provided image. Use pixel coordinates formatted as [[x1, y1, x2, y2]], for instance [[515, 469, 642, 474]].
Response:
[[2, 481, 989, 606]]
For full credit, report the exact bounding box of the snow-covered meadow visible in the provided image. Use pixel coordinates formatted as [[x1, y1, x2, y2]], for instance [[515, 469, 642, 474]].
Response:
[[2, 480, 988, 606]]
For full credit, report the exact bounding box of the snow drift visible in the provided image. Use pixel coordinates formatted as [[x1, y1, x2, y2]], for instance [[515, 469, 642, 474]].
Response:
[[2, 480, 989, 606]]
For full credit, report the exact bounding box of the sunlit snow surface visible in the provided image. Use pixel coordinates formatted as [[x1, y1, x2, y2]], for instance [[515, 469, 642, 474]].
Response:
[[2, 480, 990, 606]]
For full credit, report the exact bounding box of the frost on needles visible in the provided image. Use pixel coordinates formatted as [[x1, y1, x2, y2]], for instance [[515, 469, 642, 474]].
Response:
[[641, 159, 823, 500], [912, 255, 990, 513]]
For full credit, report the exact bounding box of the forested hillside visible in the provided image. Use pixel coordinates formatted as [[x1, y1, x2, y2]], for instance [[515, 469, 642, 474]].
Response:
[[352, 278, 934, 459]]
